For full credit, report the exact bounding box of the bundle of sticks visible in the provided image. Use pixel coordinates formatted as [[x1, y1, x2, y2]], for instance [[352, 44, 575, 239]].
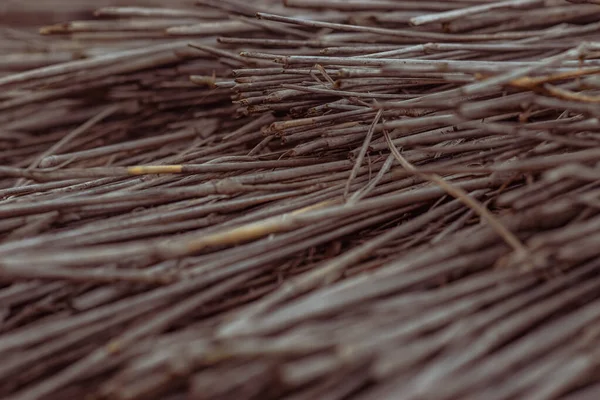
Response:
[[2, 0, 600, 399]]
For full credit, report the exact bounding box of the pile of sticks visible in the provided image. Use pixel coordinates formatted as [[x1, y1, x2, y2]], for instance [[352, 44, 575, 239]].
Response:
[[2, 1, 600, 399]]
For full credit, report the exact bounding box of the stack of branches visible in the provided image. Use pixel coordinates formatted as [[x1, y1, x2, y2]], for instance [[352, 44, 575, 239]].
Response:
[[2, 0, 600, 399]]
